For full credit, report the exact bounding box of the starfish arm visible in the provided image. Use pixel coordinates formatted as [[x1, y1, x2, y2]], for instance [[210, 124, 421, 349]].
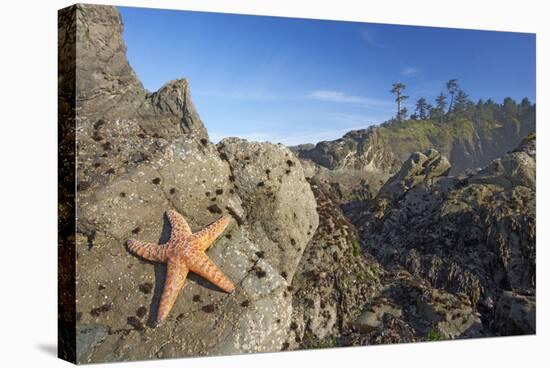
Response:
[[157, 260, 189, 323], [126, 239, 168, 262], [186, 251, 235, 293], [190, 215, 231, 251], [166, 209, 192, 238]]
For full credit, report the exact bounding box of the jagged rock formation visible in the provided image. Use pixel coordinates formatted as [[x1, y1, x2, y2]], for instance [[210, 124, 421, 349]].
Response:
[[347, 134, 536, 337], [345, 271, 483, 345], [295, 128, 394, 204], [67, 4, 321, 363], [286, 170, 488, 346], [297, 126, 400, 172], [300, 159, 391, 205], [74, 4, 208, 193], [288, 179, 381, 349]]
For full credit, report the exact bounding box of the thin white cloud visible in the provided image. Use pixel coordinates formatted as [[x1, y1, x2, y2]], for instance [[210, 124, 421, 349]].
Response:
[[308, 90, 392, 107], [360, 28, 383, 47], [195, 89, 279, 101], [401, 66, 420, 76]]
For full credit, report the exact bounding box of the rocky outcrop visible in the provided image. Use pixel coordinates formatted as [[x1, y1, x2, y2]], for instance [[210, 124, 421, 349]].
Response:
[[73, 4, 208, 194], [286, 171, 485, 348], [294, 128, 396, 204], [68, 4, 322, 363], [376, 148, 451, 202], [288, 179, 381, 349], [347, 134, 536, 336], [346, 271, 482, 345], [76, 137, 319, 362], [301, 160, 390, 205], [75, 4, 145, 109], [295, 112, 536, 183], [298, 127, 400, 172], [494, 291, 536, 335], [217, 138, 319, 282]]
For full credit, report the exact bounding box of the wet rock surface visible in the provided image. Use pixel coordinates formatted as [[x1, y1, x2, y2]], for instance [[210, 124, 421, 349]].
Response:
[[494, 291, 536, 336], [346, 135, 536, 338], [288, 179, 381, 349], [345, 271, 482, 345]]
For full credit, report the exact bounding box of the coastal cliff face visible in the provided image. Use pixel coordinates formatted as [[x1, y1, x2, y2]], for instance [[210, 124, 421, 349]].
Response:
[[296, 114, 535, 175], [60, 4, 536, 364], [294, 109, 535, 203]]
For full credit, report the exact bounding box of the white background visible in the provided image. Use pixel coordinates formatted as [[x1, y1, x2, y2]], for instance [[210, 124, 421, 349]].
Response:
[[0, 0, 547, 366]]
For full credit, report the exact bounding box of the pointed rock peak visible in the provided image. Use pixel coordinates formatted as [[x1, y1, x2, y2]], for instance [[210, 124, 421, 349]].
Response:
[[74, 4, 144, 101], [149, 79, 192, 116], [60, 4, 209, 141], [377, 149, 451, 201], [144, 78, 209, 141]]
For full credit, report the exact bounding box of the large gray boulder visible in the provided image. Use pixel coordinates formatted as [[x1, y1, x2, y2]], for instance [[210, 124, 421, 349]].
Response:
[[494, 291, 536, 335], [76, 136, 318, 363], [377, 148, 451, 202], [217, 138, 319, 282], [68, 4, 319, 363], [470, 133, 536, 190]]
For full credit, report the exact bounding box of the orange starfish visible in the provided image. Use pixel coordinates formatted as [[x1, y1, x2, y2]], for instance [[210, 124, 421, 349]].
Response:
[[126, 210, 235, 323]]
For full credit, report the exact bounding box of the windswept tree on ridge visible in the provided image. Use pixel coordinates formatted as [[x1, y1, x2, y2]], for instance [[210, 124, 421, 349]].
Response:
[[446, 79, 459, 114], [390, 82, 409, 121], [385, 78, 534, 131]]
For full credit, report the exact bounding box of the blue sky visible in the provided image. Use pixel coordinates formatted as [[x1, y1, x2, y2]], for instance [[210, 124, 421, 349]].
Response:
[[118, 6, 536, 145]]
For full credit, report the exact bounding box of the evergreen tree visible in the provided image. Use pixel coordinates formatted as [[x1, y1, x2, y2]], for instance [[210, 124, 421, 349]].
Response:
[[446, 79, 459, 114], [453, 90, 469, 116], [435, 92, 447, 123], [475, 98, 497, 122], [390, 82, 409, 121], [415, 97, 428, 120], [519, 97, 535, 128], [401, 107, 408, 120], [503, 97, 518, 119], [426, 104, 434, 119], [520, 97, 532, 115]]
